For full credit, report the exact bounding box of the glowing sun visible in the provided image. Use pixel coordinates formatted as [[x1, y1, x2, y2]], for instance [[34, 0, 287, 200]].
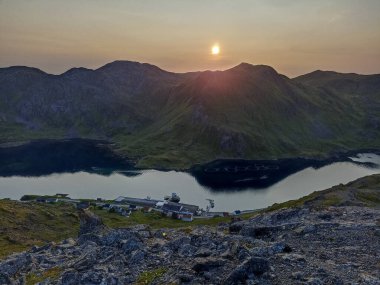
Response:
[[211, 44, 220, 55]]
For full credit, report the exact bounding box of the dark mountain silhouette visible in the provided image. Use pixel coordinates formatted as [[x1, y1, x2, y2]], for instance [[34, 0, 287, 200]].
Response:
[[0, 61, 379, 169]]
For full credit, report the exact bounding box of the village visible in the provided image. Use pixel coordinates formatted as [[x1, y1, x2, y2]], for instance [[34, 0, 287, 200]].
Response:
[[22, 193, 250, 222]]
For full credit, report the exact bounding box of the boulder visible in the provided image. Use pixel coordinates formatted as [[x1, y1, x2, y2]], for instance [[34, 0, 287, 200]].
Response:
[[178, 244, 197, 257], [130, 250, 145, 264], [224, 257, 269, 284], [101, 229, 139, 246], [250, 242, 292, 257], [192, 258, 226, 272], [167, 236, 191, 251], [0, 253, 33, 277], [78, 209, 108, 236], [120, 238, 144, 254], [194, 248, 212, 258], [61, 270, 80, 285]]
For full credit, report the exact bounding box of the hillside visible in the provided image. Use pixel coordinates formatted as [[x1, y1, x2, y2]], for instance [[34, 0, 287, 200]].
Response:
[[1, 61, 379, 169], [0, 174, 379, 284], [1, 174, 378, 260]]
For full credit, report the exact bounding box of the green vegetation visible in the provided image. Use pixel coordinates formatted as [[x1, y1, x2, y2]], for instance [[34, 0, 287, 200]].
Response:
[[93, 209, 233, 229], [135, 267, 167, 285], [1, 174, 378, 260], [0, 200, 244, 259], [1, 63, 380, 169], [26, 267, 62, 285], [264, 174, 380, 212], [0, 200, 79, 259], [356, 191, 380, 205]]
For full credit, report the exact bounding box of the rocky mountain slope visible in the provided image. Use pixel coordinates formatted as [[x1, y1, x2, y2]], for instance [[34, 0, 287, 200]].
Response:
[[1, 206, 379, 285], [0, 174, 379, 285], [1, 61, 379, 168]]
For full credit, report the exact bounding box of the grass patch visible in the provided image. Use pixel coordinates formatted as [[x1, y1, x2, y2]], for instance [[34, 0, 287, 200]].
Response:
[[94, 208, 233, 229], [135, 267, 167, 285], [356, 192, 380, 206], [0, 200, 79, 260], [26, 267, 62, 285], [321, 194, 342, 207], [264, 192, 320, 212], [263, 174, 380, 212]]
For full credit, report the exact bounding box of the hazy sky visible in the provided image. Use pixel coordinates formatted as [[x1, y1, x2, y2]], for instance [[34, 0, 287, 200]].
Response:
[[1, 0, 380, 77]]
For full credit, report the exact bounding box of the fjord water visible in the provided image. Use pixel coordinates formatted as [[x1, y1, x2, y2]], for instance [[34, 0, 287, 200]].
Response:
[[0, 153, 379, 211]]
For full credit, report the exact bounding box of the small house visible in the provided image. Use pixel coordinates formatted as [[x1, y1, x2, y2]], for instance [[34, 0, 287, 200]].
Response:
[[114, 196, 125, 203], [179, 211, 193, 222], [129, 205, 137, 210], [162, 203, 183, 218], [143, 206, 152, 213]]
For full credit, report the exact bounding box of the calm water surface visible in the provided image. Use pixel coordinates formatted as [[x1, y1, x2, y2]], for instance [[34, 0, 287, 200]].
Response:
[[0, 153, 379, 211]]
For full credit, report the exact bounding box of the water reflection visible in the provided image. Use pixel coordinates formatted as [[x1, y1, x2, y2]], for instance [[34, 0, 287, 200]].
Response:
[[0, 139, 379, 211]]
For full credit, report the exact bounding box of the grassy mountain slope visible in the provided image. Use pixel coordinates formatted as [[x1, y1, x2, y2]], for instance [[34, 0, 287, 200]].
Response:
[[1, 174, 379, 259], [0, 62, 379, 169]]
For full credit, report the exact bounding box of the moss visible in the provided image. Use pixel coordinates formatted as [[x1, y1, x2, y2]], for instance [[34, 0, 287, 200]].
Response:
[[26, 267, 62, 285], [135, 267, 167, 285]]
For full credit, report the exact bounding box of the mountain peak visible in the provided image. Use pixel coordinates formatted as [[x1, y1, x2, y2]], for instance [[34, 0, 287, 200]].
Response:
[[62, 67, 93, 76], [97, 60, 167, 74], [229, 63, 278, 76], [0, 66, 47, 75]]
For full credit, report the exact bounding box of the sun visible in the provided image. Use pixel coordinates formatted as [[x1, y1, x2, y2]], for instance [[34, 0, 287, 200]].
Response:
[[211, 44, 220, 55]]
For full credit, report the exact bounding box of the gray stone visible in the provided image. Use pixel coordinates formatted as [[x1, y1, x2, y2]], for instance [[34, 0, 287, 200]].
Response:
[[194, 248, 212, 258], [130, 250, 145, 264], [178, 244, 197, 257], [225, 257, 269, 284], [192, 258, 226, 272], [120, 238, 143, 254], [0, 253, 32, 277], [78, 209, 107, 236]]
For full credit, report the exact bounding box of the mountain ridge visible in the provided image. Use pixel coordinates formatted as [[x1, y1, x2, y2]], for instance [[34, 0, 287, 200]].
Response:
[[0, 61, 379, 169], [2, 61, 379, 78]]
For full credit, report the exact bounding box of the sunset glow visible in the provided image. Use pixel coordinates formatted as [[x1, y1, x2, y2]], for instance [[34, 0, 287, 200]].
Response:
[[211, 44, 220, 55], [0, 1, 379, 76]]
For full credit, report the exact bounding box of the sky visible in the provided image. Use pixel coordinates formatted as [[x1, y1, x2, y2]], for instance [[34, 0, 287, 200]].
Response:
[[1, 0, 380, 77]]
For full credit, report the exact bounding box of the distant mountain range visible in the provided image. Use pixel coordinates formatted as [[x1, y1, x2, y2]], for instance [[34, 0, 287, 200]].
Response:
[[0, 61, 379, 169]]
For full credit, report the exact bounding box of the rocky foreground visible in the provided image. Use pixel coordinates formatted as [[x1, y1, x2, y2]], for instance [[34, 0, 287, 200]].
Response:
[[1, 203, 379, 285]]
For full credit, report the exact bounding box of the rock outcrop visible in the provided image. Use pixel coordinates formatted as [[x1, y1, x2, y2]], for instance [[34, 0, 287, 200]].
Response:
[[1, 206, 379, 284], [78, 209, 108, 236]]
